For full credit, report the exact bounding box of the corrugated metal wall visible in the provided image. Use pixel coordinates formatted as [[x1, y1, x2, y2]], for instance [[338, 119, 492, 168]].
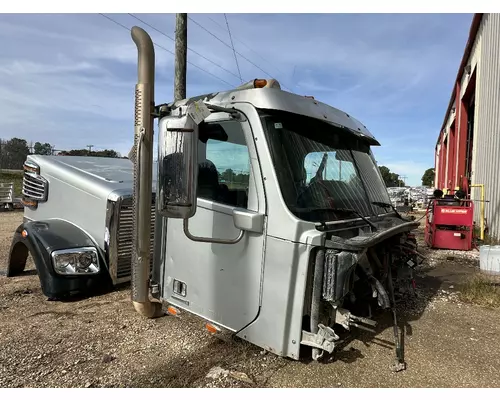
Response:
[[472, 13, 500, 241]]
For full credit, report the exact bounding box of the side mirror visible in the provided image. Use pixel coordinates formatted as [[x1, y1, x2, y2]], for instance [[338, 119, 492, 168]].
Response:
[[158, 114, 199, 219]]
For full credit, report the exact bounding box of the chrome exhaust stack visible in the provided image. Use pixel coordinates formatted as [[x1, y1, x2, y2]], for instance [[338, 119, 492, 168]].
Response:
[[130, 26, 163, 318]]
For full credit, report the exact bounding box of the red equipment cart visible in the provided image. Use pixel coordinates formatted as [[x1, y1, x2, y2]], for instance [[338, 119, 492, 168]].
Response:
[[425, 197, 474, 251]]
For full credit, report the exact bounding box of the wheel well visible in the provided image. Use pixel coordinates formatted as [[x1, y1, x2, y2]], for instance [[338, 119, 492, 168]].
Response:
[[8, 241, 30, 277]]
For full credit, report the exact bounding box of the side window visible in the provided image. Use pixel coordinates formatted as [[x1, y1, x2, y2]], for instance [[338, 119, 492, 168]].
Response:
[[198, 122, 251, 209]]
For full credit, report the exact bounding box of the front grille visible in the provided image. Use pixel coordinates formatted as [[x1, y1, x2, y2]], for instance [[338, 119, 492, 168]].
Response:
[[22, 171, 48, 201], [115, 197, 155, 280]]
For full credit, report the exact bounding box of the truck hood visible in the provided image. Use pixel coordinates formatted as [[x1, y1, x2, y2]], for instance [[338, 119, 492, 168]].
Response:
[[28, 155, 158, 200]]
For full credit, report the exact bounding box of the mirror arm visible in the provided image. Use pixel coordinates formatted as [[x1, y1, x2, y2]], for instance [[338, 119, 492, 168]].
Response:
[[205, 103, 241, 119], [183, 219, 245, 245]]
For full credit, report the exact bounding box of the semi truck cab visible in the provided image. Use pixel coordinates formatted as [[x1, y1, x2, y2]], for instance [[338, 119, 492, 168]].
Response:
[[128, 26, 418, 369]]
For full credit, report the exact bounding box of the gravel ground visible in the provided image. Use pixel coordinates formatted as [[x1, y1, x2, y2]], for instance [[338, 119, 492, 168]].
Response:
[[1, 210, 500, 388]]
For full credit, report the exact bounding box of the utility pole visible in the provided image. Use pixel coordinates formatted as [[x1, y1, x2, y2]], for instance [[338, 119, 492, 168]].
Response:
[[174, 13, 187, 101], [87, 145, 94, 154]]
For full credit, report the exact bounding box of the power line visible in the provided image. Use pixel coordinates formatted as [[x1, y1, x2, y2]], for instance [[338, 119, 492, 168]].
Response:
[[99, 13, 235, 88], [127, 13, 242, 82], [223, 14, 243, 83], [100, 13, 133, 33], [206, 15, 289, 80], [187, 15, 293, 92]]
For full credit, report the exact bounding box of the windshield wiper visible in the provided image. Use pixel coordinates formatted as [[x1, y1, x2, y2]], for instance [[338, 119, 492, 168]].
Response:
[[311, 207, 378, 231], [371, 201, 404, 220]]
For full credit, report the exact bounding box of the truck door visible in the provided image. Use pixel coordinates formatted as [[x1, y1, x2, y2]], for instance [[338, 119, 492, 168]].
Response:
[[161, 115, 266, 332]]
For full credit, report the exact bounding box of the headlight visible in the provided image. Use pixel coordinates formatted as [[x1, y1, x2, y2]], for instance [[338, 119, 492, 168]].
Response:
[[51, 247, 100, 275]]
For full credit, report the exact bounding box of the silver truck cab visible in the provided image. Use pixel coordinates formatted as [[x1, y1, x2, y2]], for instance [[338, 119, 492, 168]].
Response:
[[147, 82, 419, 364], [125, 27, 419, 369]]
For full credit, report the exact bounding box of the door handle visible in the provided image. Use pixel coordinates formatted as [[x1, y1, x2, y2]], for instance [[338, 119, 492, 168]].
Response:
[[232, 208, 265, 234]]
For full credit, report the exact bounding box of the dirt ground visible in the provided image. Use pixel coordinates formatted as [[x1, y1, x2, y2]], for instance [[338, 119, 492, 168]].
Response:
[[1, 210, 500, 388]]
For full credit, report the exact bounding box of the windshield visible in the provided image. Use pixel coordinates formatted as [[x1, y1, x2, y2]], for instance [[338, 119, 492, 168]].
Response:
[[258, 109, 391, 223]]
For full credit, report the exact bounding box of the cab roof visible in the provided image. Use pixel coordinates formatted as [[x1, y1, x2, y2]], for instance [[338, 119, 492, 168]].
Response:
[[167, 79, 380, 146]]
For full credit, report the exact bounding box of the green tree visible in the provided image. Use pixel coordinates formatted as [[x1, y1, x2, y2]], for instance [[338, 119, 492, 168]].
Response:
[[58, 148, 120, 158], [60, 149, 89, 156], [94, 149, 120, 158], [421, 168, 435, 186], [378, 165, 405, 187], [0, 138, 30, 169], [34, 142, 53, 155], [378, 166, 391, 186], [219, 168, 249, 189], [220, 168, 234, 182]]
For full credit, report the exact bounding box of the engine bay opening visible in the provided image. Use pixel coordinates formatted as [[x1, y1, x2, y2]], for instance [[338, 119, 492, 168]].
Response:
[[300, 229, 422, 371]]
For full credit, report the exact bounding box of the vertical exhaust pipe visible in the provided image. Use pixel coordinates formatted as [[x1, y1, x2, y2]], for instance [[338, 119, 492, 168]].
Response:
[[130, 26, 163, 318]]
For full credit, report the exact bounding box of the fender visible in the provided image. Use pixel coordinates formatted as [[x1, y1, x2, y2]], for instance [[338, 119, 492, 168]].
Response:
[[4, 219, 112, 299]]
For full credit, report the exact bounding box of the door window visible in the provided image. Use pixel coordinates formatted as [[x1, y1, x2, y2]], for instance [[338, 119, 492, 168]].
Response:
[[198, 121, 251, 209]]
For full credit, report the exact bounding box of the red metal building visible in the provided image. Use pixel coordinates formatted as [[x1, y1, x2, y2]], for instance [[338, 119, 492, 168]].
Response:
[[435, 13, 500, 242]]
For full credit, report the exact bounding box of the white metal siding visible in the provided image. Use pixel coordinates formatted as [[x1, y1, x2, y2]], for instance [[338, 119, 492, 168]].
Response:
[[457, 22, 482, 184], [471, 21, 484, 185], [445, 111, 455, 132], [471, 13, 500, 241], [460, 28, 482, 99], [434, 144, 441, 187]]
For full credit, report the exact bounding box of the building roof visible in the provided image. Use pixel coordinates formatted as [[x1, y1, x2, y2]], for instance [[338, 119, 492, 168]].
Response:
[[436, 13, 483, 148]]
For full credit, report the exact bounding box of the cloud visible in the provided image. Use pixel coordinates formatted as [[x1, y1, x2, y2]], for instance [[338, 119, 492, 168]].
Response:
[[0, 13, 473, 183]]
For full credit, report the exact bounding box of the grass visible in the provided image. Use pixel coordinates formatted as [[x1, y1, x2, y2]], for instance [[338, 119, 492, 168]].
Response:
[[459, 274, 500, 308], [0, 170, 23, 196]]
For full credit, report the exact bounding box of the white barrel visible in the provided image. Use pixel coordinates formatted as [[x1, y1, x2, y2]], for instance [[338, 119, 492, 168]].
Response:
[[479, 245, 500, 275]]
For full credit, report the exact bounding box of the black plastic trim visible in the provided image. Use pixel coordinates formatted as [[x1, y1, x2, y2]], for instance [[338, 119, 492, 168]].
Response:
[[3, 220, 112, 299]]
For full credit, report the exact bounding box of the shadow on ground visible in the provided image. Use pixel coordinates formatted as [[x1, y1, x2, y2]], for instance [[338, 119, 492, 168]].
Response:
[[120, 266, 444, 388], [122, 241, 449, 388], [124, 334, 278, 388]]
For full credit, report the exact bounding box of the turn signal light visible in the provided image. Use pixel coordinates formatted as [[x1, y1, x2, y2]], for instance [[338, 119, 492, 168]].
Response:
[[205, 322, 220, 334], [21, 199, 37, 207], [254, 79, 268, 88], [236, 78, 281, 91], [167, 305, 180, 316], [23, 163, 39, 173]]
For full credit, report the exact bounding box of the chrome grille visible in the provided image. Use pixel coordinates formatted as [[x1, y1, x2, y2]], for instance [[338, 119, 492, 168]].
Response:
[[22, 163, 48, 203], [115, 197, 155, 281]]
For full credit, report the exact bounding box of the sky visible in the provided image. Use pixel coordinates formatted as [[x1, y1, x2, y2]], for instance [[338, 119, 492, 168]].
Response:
[[0, 13, 473, 186]]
